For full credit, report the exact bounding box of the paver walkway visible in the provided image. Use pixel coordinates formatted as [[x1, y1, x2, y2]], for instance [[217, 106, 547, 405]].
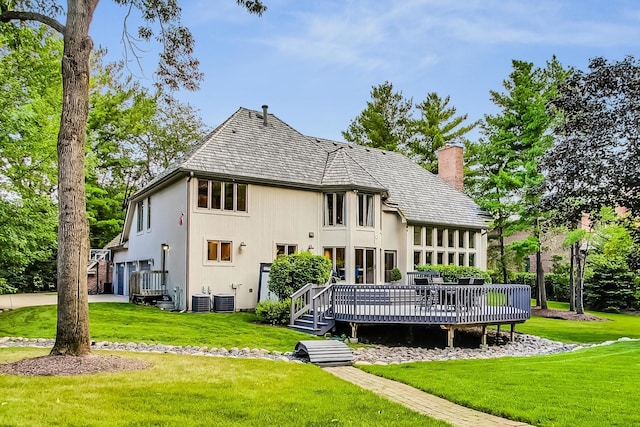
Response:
[[324, 366, 533, 427]]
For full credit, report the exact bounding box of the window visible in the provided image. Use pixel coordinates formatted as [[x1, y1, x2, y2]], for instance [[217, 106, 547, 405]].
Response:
[[197, 180, 209, 208], [413, 227, 422, 246], [437, 252, 444, 265], [469, 253, 476, 267], [413, 251, 422, 268], [469, 231, 476, 249], [355, 248, 375, 284], [458, 253, 465, 266], [358, 194, 374, 227], [425, 228, 433, 247], [458, 230, 465, 248], [384, 251, 397, 282], [198, 179, 247, 212], [448, 230, 456, 248], [207, 240, 232, 262], [448, 253, 455, 265], [146, 197, 151, 230], [324, 247, 346, 280], [425, 251, 433, 265], [436, 229, 444, 247], [136, 201, 144, 233], [324, 193, 345, 226], [276, 244, 297, 257]]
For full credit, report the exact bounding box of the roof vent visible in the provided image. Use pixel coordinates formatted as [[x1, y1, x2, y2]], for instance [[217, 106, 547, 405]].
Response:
[[262, 105, 268, 126]]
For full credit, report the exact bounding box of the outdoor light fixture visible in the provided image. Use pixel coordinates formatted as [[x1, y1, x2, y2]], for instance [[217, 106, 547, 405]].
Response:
[[240, 242, 247, 251], [160, 243, 169, 287], [308, 245, 314, 251], [161, 243, 169, 251]]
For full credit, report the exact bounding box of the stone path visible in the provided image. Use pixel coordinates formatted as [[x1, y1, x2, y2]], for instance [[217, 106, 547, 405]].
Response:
[[324, 366, 533, 427]]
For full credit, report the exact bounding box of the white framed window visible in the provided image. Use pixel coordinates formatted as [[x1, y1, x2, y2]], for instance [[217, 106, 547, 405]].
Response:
[[384, 251, 397, 283], [136, 201, 144, 233], [146, 197, 151, 230], [276, 244, 297, 258], [357, 193, 374, 227], [324, 193, 345, 226], [355, 248, 375, 284], [207, 240, 232, 262], [198, 179, 247, 212], [413, 226, 422, 246]]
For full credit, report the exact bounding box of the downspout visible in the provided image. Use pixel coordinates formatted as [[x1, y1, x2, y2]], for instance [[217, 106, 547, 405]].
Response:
[[185, 172, 194, 311]]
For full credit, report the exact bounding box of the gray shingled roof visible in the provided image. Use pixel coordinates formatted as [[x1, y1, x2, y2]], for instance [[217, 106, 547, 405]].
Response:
[[134, 107, 487, 229]]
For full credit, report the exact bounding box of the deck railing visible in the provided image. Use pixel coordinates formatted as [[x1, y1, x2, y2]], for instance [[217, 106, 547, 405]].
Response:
[[331, 283, 531, 325], [129, 270, 167, 301]]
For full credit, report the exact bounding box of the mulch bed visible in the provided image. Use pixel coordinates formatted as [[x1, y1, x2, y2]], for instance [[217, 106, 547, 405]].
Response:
[[531, 307, 607, 322], [0, 354, 152, 377]]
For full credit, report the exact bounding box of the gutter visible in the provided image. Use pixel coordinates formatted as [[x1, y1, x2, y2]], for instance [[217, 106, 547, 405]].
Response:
[[185, 172, 193, 311]]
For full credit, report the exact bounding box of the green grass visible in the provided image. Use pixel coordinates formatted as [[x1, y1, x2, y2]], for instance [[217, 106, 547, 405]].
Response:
[[518, 301, 640, 343], [0, 303, 317, 351], [361, 341, 640, 427], [0, 348, 448, 427]]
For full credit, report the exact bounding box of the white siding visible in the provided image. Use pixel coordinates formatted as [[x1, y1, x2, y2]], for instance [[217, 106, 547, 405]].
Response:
[[188, 183, 321, 310]]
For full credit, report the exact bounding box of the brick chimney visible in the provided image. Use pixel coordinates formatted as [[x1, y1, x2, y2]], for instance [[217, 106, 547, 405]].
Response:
[[437, 144, 464, 192]]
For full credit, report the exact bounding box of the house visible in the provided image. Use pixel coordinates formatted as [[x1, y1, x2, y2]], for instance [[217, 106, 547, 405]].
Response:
[[111, 106, 489, 311]]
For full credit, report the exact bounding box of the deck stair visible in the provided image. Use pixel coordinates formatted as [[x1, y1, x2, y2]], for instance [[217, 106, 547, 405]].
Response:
[[294, 340, 353, 366], [290, 313, 334, 335]]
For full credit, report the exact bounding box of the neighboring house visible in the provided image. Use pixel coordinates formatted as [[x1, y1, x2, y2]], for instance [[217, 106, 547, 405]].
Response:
[[111, 106, 489, 311]]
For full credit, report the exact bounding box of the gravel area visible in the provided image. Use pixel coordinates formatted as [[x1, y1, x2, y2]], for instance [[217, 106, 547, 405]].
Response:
[[1, 335, 637, 376]]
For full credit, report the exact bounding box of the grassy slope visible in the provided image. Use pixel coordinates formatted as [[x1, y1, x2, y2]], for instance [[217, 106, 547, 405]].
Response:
[[362, 341, 640, 427], [0, 348, 448, 427], [518, 301, 640, 343], [0, 303, 316, 352]]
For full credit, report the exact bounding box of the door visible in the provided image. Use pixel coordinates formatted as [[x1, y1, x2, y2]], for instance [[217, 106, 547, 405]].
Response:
[[384, 251, 397, 283], [116, 263, 125, 295], [355, 248, 375, 284]]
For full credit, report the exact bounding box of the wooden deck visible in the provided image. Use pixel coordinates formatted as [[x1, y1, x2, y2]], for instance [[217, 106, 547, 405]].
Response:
[[290, 283, 531, 347]]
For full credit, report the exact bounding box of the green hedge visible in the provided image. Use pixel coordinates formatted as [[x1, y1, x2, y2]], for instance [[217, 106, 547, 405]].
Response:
[[415, 264, 492, 283], [255, 298, 291, 325], [268, 252, 332, 300]]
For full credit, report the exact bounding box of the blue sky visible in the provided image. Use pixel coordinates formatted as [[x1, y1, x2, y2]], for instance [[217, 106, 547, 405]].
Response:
[[90, 0, 640, 142]]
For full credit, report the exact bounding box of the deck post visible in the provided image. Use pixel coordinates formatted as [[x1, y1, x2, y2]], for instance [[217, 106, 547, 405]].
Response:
[[510, 323, 516, 342], [481, 325, 487, 346], [496, 324, 501, 340], [446, 326, 455, 348], [349, 322, 358, 339]]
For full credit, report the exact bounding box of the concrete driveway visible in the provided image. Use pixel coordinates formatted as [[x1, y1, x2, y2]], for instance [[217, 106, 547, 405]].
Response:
[[0, 293, 129, 310]]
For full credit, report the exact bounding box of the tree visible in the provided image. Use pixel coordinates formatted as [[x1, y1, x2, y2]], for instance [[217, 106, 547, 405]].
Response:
[[467, 58, 568, 300], [0, 0, 266, 356], [543, 56, 640, 217], [411, 93, 478, 173], [343, 81, 414, 153], [268, 252, 332, 300], [543, 56, 640, 312]]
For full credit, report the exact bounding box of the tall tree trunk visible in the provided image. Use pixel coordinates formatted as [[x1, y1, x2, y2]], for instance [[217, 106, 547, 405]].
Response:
[[536, 247, 547, 309], [51, 0, 98, 356], [575, 243, 585, 315], [499, 227, 507, 283], [569, 242, 576, 312]]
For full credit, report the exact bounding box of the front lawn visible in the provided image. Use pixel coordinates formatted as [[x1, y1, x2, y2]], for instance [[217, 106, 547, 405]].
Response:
[[518, 301, 640, 343], [0, 303, 315, 352], [361, 340, 640, 427], [0, 348, 447, 427]]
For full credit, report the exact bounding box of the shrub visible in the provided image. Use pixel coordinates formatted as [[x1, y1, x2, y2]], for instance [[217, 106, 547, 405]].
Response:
[[415, 264, 491, 283], [268, 252, 332, 300], [585, 256, 636, 312], [390, 267, 402, 282], [0, 278, 17, 295], [255, 298, 291, 325]]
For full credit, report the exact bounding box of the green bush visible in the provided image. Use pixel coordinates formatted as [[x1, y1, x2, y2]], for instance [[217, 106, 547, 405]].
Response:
[[415, 264, 491, 283], [255, 298, 291, 325], [0, 278, 18, 295], [585, 256, 637, 312], [390, 267, 402, 282], [268, 252, 332, 300]]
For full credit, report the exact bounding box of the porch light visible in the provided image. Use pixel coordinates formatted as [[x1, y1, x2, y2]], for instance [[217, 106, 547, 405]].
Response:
[[161, 243, 170, 251], [240, 242, 247, 251]]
